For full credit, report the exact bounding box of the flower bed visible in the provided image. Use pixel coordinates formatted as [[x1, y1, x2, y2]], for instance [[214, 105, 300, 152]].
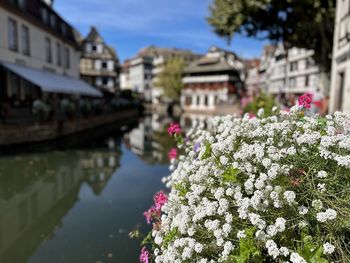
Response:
[[138, 100, 350, 263]]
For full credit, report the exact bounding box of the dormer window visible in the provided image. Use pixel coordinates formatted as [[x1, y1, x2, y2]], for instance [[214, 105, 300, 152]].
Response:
[[41, 8, 48, 24], [50, 14, 56, 28], [61, 23, 66, 35], [92, 45, 97, 52]]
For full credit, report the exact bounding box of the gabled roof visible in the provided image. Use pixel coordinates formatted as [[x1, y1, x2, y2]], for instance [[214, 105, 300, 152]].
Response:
[[84, 26, 104, 43], [82, 26, 119, 61]]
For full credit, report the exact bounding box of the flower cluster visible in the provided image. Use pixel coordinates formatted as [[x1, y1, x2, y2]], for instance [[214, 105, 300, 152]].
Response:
[[141, 105, 350, 262], [167, 123, 181, 136], [298, 92, 313, 109], [143, 191, 168, 225]]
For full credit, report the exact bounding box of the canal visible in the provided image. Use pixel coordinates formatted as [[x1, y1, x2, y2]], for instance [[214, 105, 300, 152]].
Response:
[[0, 114, 178, 263]]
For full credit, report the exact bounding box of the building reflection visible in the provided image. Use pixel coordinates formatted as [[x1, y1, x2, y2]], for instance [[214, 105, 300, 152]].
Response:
[[124, 113, 218, 164], [123, 114, 173, 164], [0, 145, 121, 263]]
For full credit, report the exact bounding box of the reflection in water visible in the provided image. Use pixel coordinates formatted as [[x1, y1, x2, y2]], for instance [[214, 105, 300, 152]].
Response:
[[0, 113, 218, 263], [0, 148, 120, 263], [124, 114, 174, 164]]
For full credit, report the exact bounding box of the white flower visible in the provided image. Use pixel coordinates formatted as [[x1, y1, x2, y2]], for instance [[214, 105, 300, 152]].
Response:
[[317, 170, 328, 178], [312, 199, 323, 210], [237, 230, 246, 239], [317, 183, 326, 192], [323, 242, 335, 254], [290, 252, 307, 263], [316, 209, 337, 222], [283, 191, 296, 205], [298, 206, 308, 215]]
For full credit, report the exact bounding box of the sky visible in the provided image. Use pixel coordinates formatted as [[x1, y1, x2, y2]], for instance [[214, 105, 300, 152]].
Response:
[[55, 0, 267, 63]]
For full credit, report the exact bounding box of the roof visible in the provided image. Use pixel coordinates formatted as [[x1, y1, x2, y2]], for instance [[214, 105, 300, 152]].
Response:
[[82, 26, 119, 61], [1, 61, 102, 97], [136, 45, 199, 59], [84, 26, 104, 43], [184, 46, 243, 74]]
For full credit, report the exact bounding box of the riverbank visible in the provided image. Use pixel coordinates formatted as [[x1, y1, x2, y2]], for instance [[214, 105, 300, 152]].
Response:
[[0, 109, 139, 146]]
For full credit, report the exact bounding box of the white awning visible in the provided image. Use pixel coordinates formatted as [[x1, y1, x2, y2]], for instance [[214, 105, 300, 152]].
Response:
[[1, 61, 102, 97]]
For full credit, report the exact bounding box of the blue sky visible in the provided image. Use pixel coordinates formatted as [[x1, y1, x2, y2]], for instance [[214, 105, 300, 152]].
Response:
[[55, 0, 267, 62]]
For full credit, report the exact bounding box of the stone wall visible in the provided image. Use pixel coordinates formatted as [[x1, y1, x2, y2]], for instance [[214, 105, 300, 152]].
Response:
[[0, 109, 138, 146]]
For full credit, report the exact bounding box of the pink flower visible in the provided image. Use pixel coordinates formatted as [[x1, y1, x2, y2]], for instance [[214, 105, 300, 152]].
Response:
[[168, 148, 177, 160], [143, 206, 160, 224], [248, 112, 256, 119], [167, 123, 181, 136], [139, 247, 149, 263], [298, 93, 313, 109], [154, 191, 168, 210]]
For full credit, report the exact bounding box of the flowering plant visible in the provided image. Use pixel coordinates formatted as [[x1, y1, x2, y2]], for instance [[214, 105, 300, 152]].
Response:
[[138, 102, 350, 262]]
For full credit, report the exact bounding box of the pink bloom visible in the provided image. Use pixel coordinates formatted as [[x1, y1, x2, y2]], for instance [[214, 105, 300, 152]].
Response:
[[168, 148, 177, 160], [248, 113, 256, 119], [298, 93, 313, 109], [143, 206, 160, 224], [139, 247, 149, 263], [154, 191, 168, 210], [167, 123, 181, 136]]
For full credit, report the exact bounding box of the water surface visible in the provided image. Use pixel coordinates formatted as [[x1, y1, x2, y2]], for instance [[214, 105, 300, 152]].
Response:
[[0, 115, 174, 263]]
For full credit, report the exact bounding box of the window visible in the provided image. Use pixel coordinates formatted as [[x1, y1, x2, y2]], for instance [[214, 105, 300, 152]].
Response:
[[305, 75, 309, 87], [336, 72, 345, 111], [64, 47, 70, 69], [61, 23, 66, 35], [102, 61, 107, 69], [290, 77, 297, 88], [45, 37, 52, 63], [41, 8, 48, 24], [102, 77, 108, 85], [8, 18, 18, 51], [290, 61, 298, 71], [56, 42, 61, 66], [18, 0, 26, 9], [92, 45, 97, 52], [50, 14, 56, 28], [21, 25, 30, 56], [305, 57, 314, 69]]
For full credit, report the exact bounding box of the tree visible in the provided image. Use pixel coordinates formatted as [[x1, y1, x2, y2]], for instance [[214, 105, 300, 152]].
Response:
[[207, 0, 336, 91], [156, 56, 185, 101]]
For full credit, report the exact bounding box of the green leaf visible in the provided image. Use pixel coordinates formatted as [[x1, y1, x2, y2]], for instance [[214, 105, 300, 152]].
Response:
[[163, 227, 179, 248], [141, 232, 152, 246], [201, 142, 212, 160], [297, 235, 329, 263], [174, 183, 187, 197], [232, 227, 261, 262], [222, 166, 239, 183]]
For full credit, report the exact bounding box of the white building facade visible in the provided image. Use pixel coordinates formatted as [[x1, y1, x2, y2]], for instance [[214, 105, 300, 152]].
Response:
[[0, 0, 101, 115], [329, 0, 350, 112], [267, 45, 321, 95], [80, 27, 120, 94]]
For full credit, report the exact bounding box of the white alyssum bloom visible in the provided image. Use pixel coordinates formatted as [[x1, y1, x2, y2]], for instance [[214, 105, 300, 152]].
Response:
[[323, 242, 335, 254], [151, 109, 350, 262], [290, 252, 307, 263], [317, 170, 328, 178], [316, 209, 337, 222], [283, 191, 296, 205]]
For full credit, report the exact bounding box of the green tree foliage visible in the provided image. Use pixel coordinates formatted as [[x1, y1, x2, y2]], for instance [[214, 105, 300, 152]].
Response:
[[207, 0, 335, 74], [156, 56, 185, 101]]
